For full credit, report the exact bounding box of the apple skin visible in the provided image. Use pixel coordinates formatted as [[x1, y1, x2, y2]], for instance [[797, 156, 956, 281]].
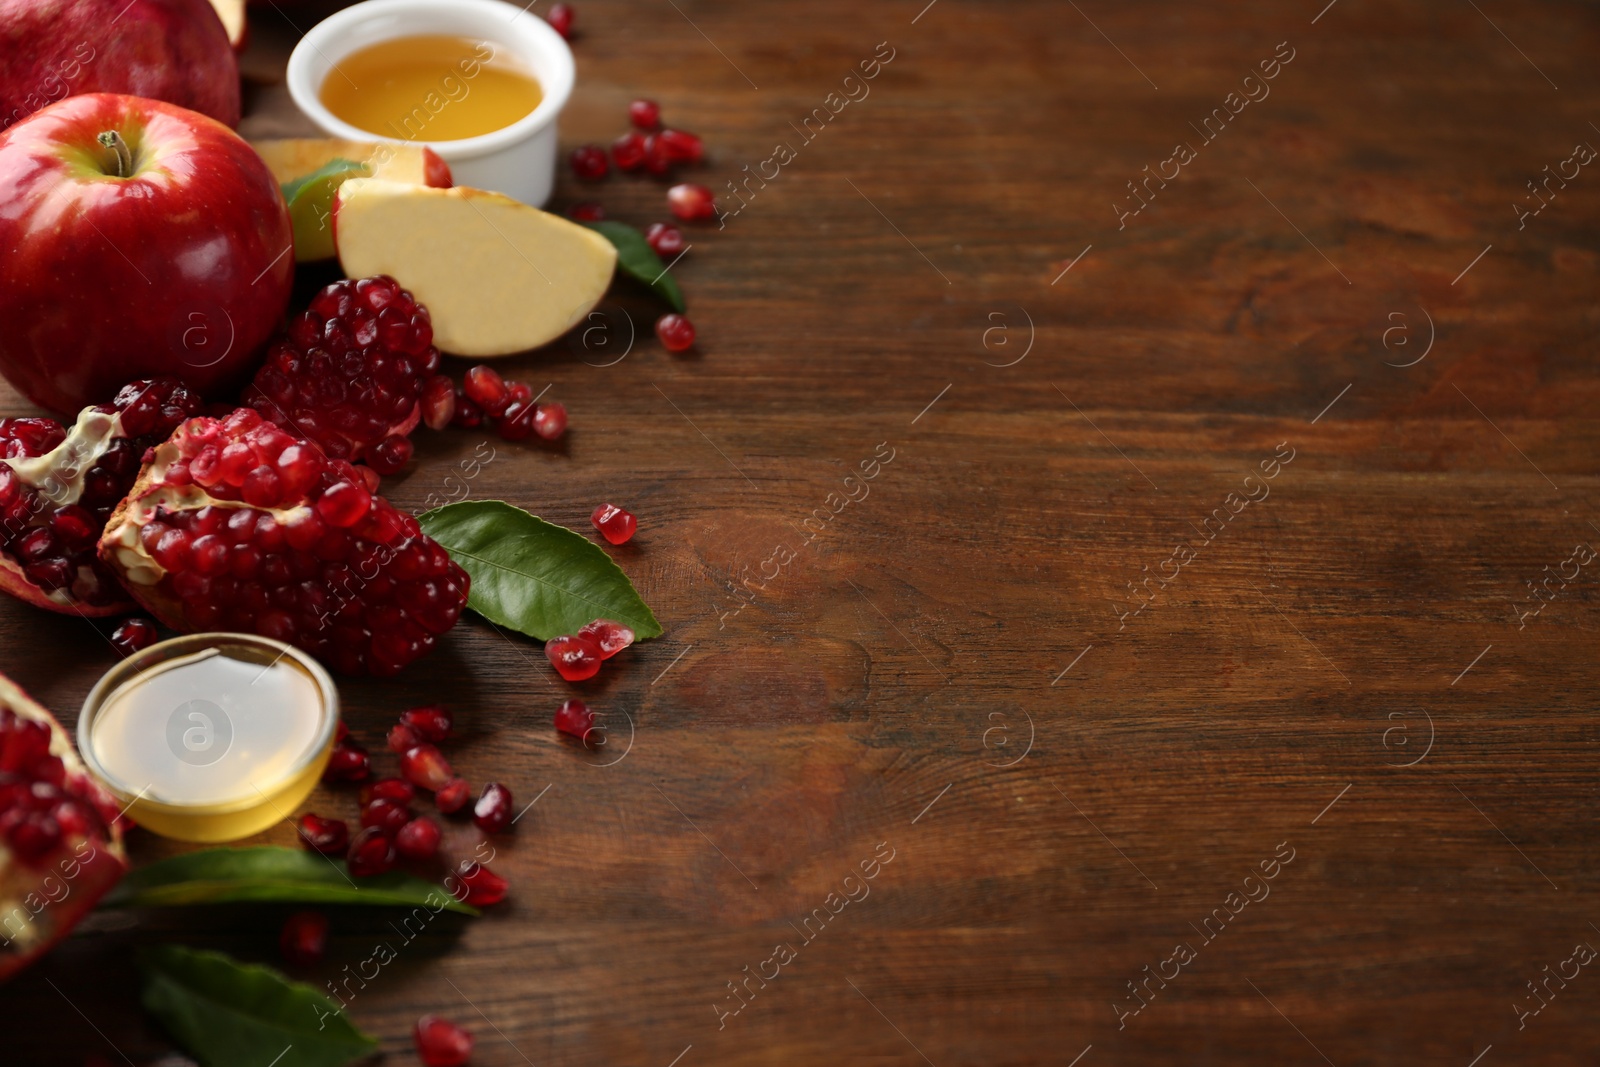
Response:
[[0, 93, 293, 413], [0, 0, 240, 133]]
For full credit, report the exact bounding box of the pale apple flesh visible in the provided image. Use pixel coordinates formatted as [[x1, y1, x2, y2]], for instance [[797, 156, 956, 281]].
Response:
[[333, 178, 617, 357], [206, 0, 246, 49]]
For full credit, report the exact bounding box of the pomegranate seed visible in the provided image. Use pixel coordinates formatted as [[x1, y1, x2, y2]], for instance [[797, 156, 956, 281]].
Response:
[[451, 392, 484, 429], [336, 722, 349, 742], [414, 1015, 474, 1067], [507, 382, 533, 405], [659, 128, 704, 164], [109, 617, 158, 658], [498, 402, 536, 442], [453, 863, 509, 906], [367, 434, 414, 476], [554, 697, 595, 741], [643, 133, 673, 176], [279, 910, 328, 967], [546, 635, 602, 681], [323, 741, 371, 782], [387, 722, 423, 754], [363, 777, 416, 805], [421, 375, 456, 431], [361, 797, 413, 835], [579, 618, 635, 658], [612, 131, 646, 171], [473, 782, 514, 833], [435, 777, 471, 814], [395, 815, 442, 860], [400, 744, 454, 791], [298, 813, 349, 855], [401, 705, 454, 742], [629, 98, 661, 129], [545, 2, 573, 38], [316, 480, 372, 528], [655, 313, 696, 353], [667, 183, 715, 221], [644, 222, 685, 258], [567, 202, 606, 222], [463, 365, 510, 417], [591, 503, 637, 545], [569, 144, 608, 181], [347, 826, 396, 877], [534, 402, 567, 441]]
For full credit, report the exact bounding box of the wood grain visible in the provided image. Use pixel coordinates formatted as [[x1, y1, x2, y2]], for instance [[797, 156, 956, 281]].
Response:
[[7, 0, 1600, 1063]]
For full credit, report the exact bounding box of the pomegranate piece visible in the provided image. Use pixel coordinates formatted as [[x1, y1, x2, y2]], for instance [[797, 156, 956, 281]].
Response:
[[534, 403, 568, 441], [96, 408, 471, 676], [655, 313, 697, 353], [591, 503, 637, 545], [109, 617, 159, 658], [629, 98, 661, 129], [569, 144, 608, 181], [363, 777, 417, 805], [323, 741, 371, 783], [297, 813, 350, 855], [401, 705, 454, 742], [567, 202, 606, 222], [245, 276, 437, 466], [0, 670, 127, 981], [347, 826, 397, 877], [463, 365, 510, 417], [645, 222, 686, 258], [473, 782, 514, 833], [553, 698, 595, 742], [667, 183, 716, 221], [0, 378, 201, 616], [395, 815, 442, 860], [434, 777, 472, 815], [415, 1015, 474, 1067], [612, 131, 646, 171], [545, 635, 602, 681], [387, 722, 423, 754], [400, 744, 454, 791], [545, 2, 573, 37], [420, 375, 457, 431], [453, 863, 509, 907], [659, 128, 704, 165], [579, 618, 635, 658], [279, 910, 329, 967]]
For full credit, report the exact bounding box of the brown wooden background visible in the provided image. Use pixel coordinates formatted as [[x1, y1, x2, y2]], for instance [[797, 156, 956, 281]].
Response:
[[7, 0, 1600, 1063]]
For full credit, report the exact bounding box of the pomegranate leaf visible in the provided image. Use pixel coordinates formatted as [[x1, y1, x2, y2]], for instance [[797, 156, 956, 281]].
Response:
[[101, 845, 478, 915], [418, 500, 663, 641], [141, 945, 377, 1067], [584, 220, 687, 312]]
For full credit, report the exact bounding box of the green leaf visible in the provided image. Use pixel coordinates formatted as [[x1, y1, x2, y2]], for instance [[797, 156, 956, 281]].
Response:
[[102, 846, 476, 915], [141, 945, 377, 1067], [585, 220, 686, 312], [280, 158, 370, 262], [418, 500, 663, 641]]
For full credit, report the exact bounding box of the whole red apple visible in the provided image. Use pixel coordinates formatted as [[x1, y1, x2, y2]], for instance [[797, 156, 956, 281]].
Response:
[[0, 0, 240, 132], [0, 93, 292, 413]]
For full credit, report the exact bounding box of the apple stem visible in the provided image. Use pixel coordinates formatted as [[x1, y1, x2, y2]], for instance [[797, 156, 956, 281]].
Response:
[[96, 131, 132, 178]]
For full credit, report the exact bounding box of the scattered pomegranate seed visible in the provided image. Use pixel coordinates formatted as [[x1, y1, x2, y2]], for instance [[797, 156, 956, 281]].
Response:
[[667, 183, 715, 221], [473, 782, 514, 833], [612, 131, 646, 171], [347, 826, 396, 877], [659, 128, 704, 164], [545, 2, 573, 38], [545, 634, 602, 681], [395, 816, 442, 860], [361, 797, 413, 835], [109, 617, 158, 658], [591, 503, 637, 545], [569, 144, 608, 182], [463, 365, 509, 417], [629, 98, 661, 129], [336, 722, 349, 743], [298, 813, 349, 855], [421, 374, 457, 431], [453, 863, 509, 907], [323, 741, 371, 782], [400, 743, 454, 791], [508, 382, 533, 405], [415, 1015, 474, 1067], [567, 202, 606, 222], [401, 705, 454, 742], [644, 222, 685, 258], [367, 434, 414, 476], [435, 777, 472, 814], [534, 402, 568, 441], [643, 133, 673, 176], [579, 618, 635, 658], [554, 697, 594, 741], [498, 402, 536, 442], [362, 777, 416, 805], [451, 391, 484, 429], [655, 313, 696, 353], [387, 722, 423, 754], [279, 910, 329, 967]]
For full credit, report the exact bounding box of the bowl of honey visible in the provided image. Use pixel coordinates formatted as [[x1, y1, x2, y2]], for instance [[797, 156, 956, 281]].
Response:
[[286, 0, 574, 207]]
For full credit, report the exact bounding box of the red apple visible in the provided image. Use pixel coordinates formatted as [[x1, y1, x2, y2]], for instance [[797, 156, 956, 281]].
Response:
[[0, 93, 292, 413], [0, 0, 240, 132]]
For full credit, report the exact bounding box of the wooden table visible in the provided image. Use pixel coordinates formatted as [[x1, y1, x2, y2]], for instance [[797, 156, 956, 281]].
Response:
[[8, 0, 1600, 1062]]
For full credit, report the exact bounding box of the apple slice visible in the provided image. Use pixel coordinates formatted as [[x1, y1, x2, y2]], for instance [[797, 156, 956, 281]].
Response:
[[333, 179, 617, 357], [207, 0, 247, 49], [251, 139, 453, 189]]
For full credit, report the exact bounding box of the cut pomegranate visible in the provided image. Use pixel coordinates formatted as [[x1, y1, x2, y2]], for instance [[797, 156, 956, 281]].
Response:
[[109, 617, 159, 658], [400, 744, 454, 791], [387, 722, 423, 754], [245, 276, 437, 467], [645, 222, 686, 258], [362, 777, 416, 805], [401, 705, 454, 742], [553, 698, 595, 742], [655, 313, 696, 353], [434, 777, 471, 815], [659, 128, 704, 164], [579, 618, 635, 658], [452, 862, 509, 906], [473, 782, 514, 833], [629, 98, 661, 129], [347, 826, 396, 877], [463, 366, 510, 417], [361, 797, 413, 836], [569, 144, 608, 181], [97, 408, 471, 676], [0, 378, 201, 616], [546, 635, 602, 681], [415, 1015, 474, 1067], [667, 183, 716, 221], [279, 910, 329, 967], [323, 741, 371, 782], [394, 815, 441, 860], [612, 131, 646, 171], [567, 202, 606, 222], [545, 2, 573, 37], [534, 403, 568, 441], [420, 375, 457, 431], [297, 813, 349, 855], [591, 503, 637, 545], [0, 670, 127, 981]]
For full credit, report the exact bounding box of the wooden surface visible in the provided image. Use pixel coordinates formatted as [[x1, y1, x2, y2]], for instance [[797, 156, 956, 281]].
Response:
[[8, 0, 1600, 1063]]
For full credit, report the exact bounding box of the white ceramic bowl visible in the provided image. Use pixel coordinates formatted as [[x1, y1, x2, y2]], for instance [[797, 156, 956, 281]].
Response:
[[286, 0, 574, 207]]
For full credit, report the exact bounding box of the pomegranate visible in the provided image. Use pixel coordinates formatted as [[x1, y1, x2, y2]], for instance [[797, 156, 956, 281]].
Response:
[[415, 1015, 474, 1067], [629, 99, 661, 130], [434, 777, 471, 815], [0, 378, 201, 615], [96, 408, 470, 676], [0, 669, 126, 981], [400, 705, 453, 742]]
